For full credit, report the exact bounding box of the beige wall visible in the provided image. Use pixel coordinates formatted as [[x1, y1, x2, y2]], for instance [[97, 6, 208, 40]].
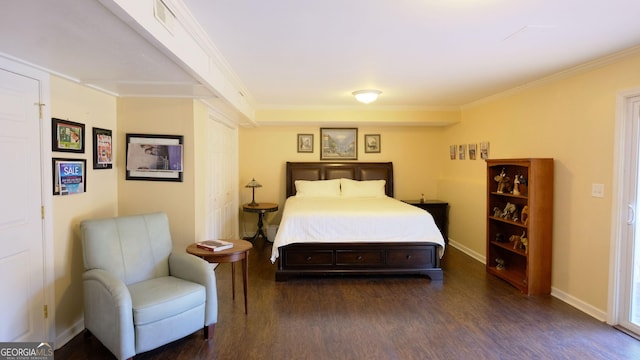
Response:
[[238, 125, 447, 233], [50, 76, 118, 339], [441, 50, 640, 315], [116, 98, 208, 251]]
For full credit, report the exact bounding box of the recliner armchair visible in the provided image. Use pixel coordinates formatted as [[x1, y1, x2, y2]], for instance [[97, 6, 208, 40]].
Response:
[[81, 212, 217, 360]]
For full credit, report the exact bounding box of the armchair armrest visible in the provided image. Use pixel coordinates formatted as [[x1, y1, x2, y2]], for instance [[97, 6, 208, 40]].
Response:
[[82, 269, 135, 360], [169, 251, 218, 325]]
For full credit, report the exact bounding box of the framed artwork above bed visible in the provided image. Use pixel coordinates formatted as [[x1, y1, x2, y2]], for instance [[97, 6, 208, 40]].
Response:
[[320, 128, 357, 160]]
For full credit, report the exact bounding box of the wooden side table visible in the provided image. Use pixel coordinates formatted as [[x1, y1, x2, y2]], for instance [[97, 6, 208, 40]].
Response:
[[402, 200, 449, 243], [243, 202, 278, 241], [186, 239, 253, 314]]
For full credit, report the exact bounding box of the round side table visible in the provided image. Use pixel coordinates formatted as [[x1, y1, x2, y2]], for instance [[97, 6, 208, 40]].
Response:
[[242, 202, 278, 242], [186, 239, 252, 314]]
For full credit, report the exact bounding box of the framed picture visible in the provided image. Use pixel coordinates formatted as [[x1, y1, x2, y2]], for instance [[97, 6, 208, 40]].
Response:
[[364, 134, 381, 153], [52, 118, 85, 153], [450, 145, 456, 160], [320, 128, 357, 160], [92, 127, 113, 169], [52, 158, 86, 195], [458, 144, 467, 160], [297, 134, 314, 153], [480, 141, 490, 160], [468, 143, 477, 160], [126, 133, 184, 182]]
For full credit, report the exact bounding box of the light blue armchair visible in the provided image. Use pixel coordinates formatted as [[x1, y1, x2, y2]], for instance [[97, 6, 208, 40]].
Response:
[[81, 212, 217, 360]]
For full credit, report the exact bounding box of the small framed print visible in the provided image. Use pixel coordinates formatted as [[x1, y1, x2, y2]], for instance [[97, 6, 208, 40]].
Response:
[[458, 144, 467, 160], [126, 133, 184, 182], [297, 134, 314, 153], [450, 145, 457, 160], [52, 118, 85, 153], [480, 141, 490, 160], [468, 143, 477, 160], [93, 127, 113, 169], [52, 158, 86, 195], [364, 134, 381, 153], [320, 128, 357, 160]]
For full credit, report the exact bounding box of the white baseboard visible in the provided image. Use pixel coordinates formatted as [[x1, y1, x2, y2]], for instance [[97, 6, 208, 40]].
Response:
[[55, 317, 84, 350], [551, 287, 607, 321], [447, 238, 486, 264]]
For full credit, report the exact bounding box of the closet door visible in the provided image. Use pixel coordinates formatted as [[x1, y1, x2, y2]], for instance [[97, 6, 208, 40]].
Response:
[[206, 116, 238, 240]]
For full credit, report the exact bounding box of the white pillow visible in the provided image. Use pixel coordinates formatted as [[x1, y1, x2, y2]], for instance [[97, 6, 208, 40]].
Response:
[[340, 178, 387, 198], [295, 179, 341, 198]]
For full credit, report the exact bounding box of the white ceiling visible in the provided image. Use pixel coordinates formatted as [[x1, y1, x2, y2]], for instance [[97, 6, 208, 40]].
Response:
[[2, 0, 640, 111]]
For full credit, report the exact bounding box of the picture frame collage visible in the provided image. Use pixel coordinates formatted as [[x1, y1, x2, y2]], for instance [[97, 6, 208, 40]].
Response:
[[296, 128, 382, 159], [450, 141, 489, 160]]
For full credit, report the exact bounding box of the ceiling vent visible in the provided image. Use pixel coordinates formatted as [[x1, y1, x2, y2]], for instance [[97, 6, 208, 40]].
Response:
[[154, 0, 176, 33]]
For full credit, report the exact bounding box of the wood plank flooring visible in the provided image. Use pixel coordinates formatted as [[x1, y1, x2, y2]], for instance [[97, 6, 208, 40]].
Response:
[[55, 241, 640, 359]]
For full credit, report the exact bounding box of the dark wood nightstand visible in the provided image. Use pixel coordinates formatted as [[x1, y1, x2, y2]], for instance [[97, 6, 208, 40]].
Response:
[[402, 200, 449, 243]]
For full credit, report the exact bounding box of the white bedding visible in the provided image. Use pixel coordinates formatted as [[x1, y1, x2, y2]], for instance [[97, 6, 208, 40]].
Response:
[[270, 196, 446, 262]]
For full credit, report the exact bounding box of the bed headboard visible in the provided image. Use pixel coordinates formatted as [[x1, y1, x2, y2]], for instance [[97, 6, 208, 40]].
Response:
[[285, 162, 394, 198]]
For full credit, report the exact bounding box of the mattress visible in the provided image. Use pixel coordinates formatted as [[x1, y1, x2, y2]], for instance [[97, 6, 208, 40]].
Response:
[[270, 196, 446, 262]]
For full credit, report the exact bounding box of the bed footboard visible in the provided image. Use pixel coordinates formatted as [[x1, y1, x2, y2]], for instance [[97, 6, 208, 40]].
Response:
[[275, 242, 442, 281]]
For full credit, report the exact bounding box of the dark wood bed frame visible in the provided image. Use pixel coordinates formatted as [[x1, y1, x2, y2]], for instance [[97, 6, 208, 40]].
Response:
[[275, 161, 443, 281]]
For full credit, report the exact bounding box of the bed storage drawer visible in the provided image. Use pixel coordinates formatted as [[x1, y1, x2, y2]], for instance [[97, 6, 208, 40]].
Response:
[[283, 250, 333, 266], [387, 248, 436, 268], [336, 250, 384, 266]]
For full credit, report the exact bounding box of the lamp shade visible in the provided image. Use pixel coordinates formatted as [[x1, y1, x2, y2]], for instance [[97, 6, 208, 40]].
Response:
[[245, 178, 262, 188], [352, 89, 381, 104]]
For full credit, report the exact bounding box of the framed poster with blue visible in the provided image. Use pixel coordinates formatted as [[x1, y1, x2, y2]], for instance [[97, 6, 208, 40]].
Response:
[[125, 133, 184, 182], [52, 158, 87, 195]]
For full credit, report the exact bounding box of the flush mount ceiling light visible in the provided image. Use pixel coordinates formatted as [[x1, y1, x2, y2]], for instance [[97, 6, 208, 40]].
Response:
[[352, 89, 381, 104]]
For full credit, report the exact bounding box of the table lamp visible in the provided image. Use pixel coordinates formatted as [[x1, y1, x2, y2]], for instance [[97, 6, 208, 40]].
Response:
[[245, 178, 262, 206]]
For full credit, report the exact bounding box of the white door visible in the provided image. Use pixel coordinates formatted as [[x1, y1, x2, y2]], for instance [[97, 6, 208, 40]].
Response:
[[0, 67, 47, 341], [205, 115, 239, 240], [612, 92, 640, 336]]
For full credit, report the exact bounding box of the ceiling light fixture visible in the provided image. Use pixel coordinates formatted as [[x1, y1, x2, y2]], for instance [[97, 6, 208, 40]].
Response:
[[352, 89, 381, 104]]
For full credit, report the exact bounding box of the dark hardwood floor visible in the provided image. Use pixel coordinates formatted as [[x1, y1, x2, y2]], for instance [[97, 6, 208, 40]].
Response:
[[56, 241, 640, 359]]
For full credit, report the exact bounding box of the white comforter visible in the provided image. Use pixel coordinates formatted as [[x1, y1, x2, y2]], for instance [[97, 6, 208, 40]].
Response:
[[270, 196, 446, 262]]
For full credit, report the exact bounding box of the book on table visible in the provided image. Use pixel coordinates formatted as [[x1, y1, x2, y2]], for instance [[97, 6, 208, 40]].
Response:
[[196, 240, 233, 251]]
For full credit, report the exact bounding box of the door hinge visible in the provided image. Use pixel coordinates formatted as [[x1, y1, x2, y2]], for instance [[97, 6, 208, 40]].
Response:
[[41, 206, 45, 220], [43, 305, 48, 319], [34, 102, 45, 119]]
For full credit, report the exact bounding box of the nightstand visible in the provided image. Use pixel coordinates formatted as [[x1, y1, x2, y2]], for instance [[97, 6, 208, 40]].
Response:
[[402, 200, 448, 243]]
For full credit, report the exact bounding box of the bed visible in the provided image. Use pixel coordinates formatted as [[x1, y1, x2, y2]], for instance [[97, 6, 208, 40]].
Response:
[[272, 162, 445, 281]]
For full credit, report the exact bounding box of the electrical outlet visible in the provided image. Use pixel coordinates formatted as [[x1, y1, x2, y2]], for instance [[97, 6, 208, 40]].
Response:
[[592, 183, 604, 198]]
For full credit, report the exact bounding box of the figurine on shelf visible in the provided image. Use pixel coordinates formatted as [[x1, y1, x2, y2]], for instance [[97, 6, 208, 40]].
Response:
[[509, 234, 521, 250], [494, 168, 511, 193], [501, 202, 516, 219], [512, 175, 521, 196], [520, 231, 528, 254], [420, 193, 425, 203], [521, 205, 529, 225], [496, 258, 505, 270], [493, 207, 502, 217]]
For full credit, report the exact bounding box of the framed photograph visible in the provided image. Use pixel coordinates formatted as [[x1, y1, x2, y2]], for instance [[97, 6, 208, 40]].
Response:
[[458, 144, 467, 160], [450, 145, 456, 160], [320, 128, 357, 160], [93, 127, 113, 169], [480, 141, 490, 160], [126, 133, 184, 182], [52, 118, 85, 153], [52, 158, 86, 195], [297, 134, 314, 153], [468, 143, 477, 160], [364, 134, 381, 153]]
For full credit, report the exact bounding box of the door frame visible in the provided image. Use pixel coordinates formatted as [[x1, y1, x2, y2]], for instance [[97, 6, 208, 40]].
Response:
[[608, 88, 640, 329], [0, 54, 55, 341]]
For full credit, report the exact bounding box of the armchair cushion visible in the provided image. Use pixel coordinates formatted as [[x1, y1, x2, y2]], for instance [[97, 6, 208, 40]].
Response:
[[128, 276, 205, 326]]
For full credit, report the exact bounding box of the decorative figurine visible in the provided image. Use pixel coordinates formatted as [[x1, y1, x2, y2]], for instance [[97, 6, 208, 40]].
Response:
[[513, 175, 521, 195], [495, 233, 505, 243], [493, 207, 502, 217], [420, 193, 425, 203], [521, 205, 529, 225], [509, 234, 521, 250], [501, 202, 516, 219], [494, 168, 511, 193], [520, 231, 528, 254], [496, 258, 505, 270]]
